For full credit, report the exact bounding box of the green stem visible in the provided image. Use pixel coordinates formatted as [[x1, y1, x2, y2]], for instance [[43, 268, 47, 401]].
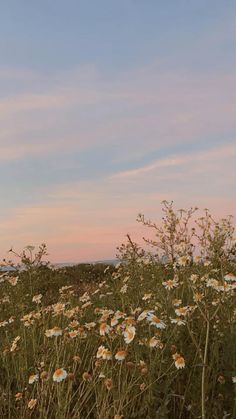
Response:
[[201, 320, 210, 419]]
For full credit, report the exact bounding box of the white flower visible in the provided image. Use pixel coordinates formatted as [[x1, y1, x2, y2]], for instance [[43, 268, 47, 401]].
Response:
[[45, 327, 62, 337], [148, 337, 163, 348], [115, 350, 127, 361], [28, 374, 39, 384], [171, 318, 186, 326], [53, 368, 67, 382], [173, 353, 185, 369], [178, 256, 190, 266], [8, 277, 18, 286], [120, 284, 128, 294], [146, 313, 166, 329], [190, 274, 198, 283], [32, 294, 42, 304], [175, 306, 189, 317], [206, 278, 219, 289], [224, 273, 236, 282], [96, 345, 112, 360], [137, 310, 150, 322], [79, 292, 90, 303], [142, 293, 152, 301], [123, 326, 136, 344], [162, 279, 178, 290]]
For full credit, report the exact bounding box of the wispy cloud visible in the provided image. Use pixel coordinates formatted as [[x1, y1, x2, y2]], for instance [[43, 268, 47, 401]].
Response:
[[112, 143, 236, 179]]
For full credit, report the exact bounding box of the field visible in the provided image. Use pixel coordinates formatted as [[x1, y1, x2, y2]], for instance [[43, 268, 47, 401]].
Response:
[[0, 202, 235, 418]]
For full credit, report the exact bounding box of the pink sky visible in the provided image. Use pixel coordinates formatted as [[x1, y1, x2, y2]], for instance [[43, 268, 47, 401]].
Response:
[[0, 2, 236, 262]]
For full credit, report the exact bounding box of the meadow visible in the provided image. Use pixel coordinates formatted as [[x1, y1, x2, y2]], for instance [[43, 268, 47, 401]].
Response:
[[0, 202, 235, 418]]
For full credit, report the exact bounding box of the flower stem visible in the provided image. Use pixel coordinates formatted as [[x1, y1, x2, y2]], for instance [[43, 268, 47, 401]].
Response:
[[201, 320, 210, 419]]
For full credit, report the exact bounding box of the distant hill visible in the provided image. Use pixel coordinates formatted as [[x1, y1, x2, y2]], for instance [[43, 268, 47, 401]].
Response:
[[53, 259, 118, 268], [0, 259, 119, 271]]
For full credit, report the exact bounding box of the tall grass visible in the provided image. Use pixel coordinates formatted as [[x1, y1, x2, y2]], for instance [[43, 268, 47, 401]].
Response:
[[0, 202, 235, 418]]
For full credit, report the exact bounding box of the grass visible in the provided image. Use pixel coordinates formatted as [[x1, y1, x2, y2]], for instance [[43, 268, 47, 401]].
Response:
[[0, 201, 235, 418]]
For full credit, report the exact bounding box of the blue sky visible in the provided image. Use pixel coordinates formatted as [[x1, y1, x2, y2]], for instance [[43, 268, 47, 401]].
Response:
[[0, 1, 236, 261]]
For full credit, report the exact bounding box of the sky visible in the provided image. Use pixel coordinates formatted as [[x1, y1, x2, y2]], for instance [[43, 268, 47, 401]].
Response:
[[0, 0, 236, 262]]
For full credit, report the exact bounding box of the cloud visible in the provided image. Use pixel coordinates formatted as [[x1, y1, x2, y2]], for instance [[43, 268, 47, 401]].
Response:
[[0, 63, 236, 164], [0, 62, 235, 261], [112, 143, 236, 179]]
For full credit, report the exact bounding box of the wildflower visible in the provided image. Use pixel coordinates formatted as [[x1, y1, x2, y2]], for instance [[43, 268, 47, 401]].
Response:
[[96, 345, 106, 359], [8, 316, 15, 324], [78, 327, 87, 338], [73, 355, 81, 363], [126, 361, 135, 370], [15, 392, 23, 401], [175, 306, 189, 317], [120, 284, 128, 294], [45, 327, 63, 337], [225, 273, 236, 282], [28, 374, 39, 384], [8, 276, 18, 286], [82, 372, 92, 381], [79, 292, 90, 303], [137, 310, 149, 322], [172, 299, 182, 307], [32, 294, 42, 304], [142, 293, 152, 301], [173, 353, 185, 369], [69, 320, 79, 328], [97, 345, 112, 360], [162, 279, 178, 290], [190, 274, 199, 283], [104, 378, 113, 390], [141, 367, 148, 375], [52, 303, 65, 315], [99, 322, 111, 336], [171, 318, 186, 326], [64, 307, 80, 318], [146, 313, 166, 329], [124, 316, 136, 326], [206, 278, 219, 289], [139, 360, 147, 368], [193, 293, 204, 302], [40, 371, 49, 381], [115, 350, 127, 361], [178, 255, 190, 266], [111, 317, 119, 327], [68, 330, 79, 338], [59, 285, 73, 294], [123, 326, 136, 344], [10, 336, 20, 352], [99, 309, 114, 322], [217, 375, 225, 384], [204, 260, 211, 266], [53, 368, 67, 382], [28, 399, 37, 409], [148, 337, 163, 348], [84, 322, 96, 330]]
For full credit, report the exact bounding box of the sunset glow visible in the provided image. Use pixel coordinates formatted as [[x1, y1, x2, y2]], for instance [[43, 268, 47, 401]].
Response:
[[1, 1, 236, 262]]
